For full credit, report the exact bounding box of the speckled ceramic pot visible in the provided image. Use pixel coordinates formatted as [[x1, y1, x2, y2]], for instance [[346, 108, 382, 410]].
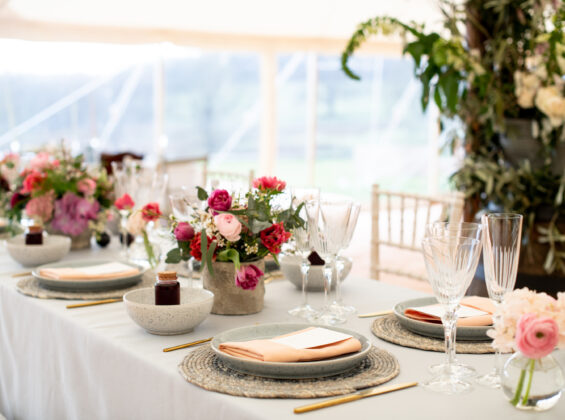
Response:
[[6, 234, 71, 267], [46, 224, 92, 250], [202, 259, 265, 315], [123, 287, 214, 335]]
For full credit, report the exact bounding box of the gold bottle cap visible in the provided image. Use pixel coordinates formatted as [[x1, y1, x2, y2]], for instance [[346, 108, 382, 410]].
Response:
[[158, 271, 177, 281]]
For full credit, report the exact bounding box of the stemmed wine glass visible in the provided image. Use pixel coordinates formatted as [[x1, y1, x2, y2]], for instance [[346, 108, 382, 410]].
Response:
[[421, 235, 482, 394], [329, 201, 361, 316], [112, 159, 140, 257], [306, 198, 353, 325], [424, 221, 483, 378], [287, 188, 320, 318], [477, 213, 523, 388]]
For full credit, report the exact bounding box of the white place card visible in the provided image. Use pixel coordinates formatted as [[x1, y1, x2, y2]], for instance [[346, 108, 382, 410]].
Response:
[[407, 304, 489, 319], [271, 328, 353, 349]]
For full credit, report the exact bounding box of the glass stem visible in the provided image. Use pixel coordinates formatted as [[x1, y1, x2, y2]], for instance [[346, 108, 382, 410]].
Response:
[[300, 259, 310, 306], [187, 257, 194, 288], [322, 260, 334, 310], [334, 258, 344, 305], [493, 308, 502, 377], [120, 212, 129, 255], [441, 306, 458, 372]]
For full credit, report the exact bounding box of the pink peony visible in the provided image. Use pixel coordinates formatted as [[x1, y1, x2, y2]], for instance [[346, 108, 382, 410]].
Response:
[[25, 191, 55, 222], [214, 213, 242, 242], [77, 178, 97, 196], [28, 152, 52, 171], [174, 222, 195, 242], [235, 264, 264, 290], [207, 189, 232, 214], [21, 171, 45, 194], [515, 313, 559, 359], [51, 192, 100, 236], [141, 202, 161, 222], [114, 193, 135, 211], [252, 176, 286, 192]]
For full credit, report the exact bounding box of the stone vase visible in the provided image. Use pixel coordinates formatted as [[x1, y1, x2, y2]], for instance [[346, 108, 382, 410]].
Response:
[[46, 224, 92, 250], [202, 259, 265, 315]]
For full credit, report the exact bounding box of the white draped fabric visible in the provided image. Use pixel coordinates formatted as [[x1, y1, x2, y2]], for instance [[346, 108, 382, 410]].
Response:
[[0, 243, 564, 419]]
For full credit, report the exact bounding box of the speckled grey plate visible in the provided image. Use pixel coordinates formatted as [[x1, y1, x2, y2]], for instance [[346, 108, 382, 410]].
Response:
[[394, 297, 491, 341], [33, 260, 145, 292], [211, 323, 371, 379]]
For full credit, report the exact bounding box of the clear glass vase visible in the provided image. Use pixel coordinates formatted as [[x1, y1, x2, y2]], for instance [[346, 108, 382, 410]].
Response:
[[501, 351, 565, 411]]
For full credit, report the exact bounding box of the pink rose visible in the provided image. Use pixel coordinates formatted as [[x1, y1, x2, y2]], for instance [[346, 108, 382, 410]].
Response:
[[252, 176, 286, 192], [114, 193, 135, 211], [25, 191, 55, 222], [174, 222, 195, 242], [28, 152, 52, 171], [77, 178, 96, 196], [214, 213, 242, 242], [235, 264, 264, 290], [515, 313, 559, 359], [207, 189, 232, 214], [21, 171, 45, 194]]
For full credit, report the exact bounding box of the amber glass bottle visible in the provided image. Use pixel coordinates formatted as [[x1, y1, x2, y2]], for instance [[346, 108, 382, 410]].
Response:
[[25, 225, 43, 245], [155, 271, 180, 305]]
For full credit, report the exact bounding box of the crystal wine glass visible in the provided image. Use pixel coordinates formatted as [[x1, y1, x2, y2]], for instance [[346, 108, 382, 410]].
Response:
[[424, 221, 483, 378], [112, 160, 139, 257], [329, 201, 361, 316], [421, 235, 482, 394], [477, 213, 523, 388], [288, 188, 320, 318], [306, 198, 353, 325]]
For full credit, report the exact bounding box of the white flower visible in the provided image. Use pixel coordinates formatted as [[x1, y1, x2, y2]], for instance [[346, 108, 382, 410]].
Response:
[[514, 71, 540, 108], [535, 85, 565, 127], [126, 211, 146, 236]]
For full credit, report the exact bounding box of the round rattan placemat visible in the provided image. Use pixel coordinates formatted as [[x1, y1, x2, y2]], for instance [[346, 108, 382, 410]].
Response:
[[16, 270, 154, 300], [178, 344, 400, 399], [371, 315, 494, 354]]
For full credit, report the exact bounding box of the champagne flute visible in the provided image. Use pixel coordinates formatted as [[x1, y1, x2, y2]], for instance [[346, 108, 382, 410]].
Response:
[[424, 221, 483, 378], [288, 188, 320, 318], [421, 236, 482, 394], [306, 198, 352, 325], [477, 213, 523, 388]]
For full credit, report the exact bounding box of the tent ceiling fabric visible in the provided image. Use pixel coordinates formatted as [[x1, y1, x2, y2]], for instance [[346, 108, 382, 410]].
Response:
[[0, 0, 442, 48]]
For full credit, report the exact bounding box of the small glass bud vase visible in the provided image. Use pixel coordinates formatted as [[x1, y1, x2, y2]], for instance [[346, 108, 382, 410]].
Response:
[[501, 351, 565, 411]]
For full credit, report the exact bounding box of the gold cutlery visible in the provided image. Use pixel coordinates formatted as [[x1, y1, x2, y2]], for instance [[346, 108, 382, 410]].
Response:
[[357, 309, 393, 318], [11, 271, 32, 278], [294, 381, 418, 414], [163, 337, 213, 352], [66, 298, 122, 309]]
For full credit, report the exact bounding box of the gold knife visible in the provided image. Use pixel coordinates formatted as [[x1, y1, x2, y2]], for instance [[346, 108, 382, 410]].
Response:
[[163, 337, 213, 352], [357, 310, 393, 318], [66, 298, 122, 309], [294, 381, 418, 414]]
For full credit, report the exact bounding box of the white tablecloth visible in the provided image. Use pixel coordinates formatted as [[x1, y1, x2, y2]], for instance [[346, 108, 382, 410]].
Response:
[[0, 242, 564, 420]]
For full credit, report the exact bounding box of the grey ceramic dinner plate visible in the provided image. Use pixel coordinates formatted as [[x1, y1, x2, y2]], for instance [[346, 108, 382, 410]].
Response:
[[33, 260, 145, 292], [393, 297, 492, 341], [211, 323, 372, 379]]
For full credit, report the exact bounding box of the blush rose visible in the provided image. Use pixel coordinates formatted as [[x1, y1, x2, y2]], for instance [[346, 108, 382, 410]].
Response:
[[515, 313, 559, 359], [214, 213, 242, 242]]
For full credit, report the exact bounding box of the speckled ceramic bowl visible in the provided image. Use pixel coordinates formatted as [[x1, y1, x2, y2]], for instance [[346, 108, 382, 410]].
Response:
[[123, 287, 214, 335], [280, 254, 352, 291], [6, 234, 71, 267]]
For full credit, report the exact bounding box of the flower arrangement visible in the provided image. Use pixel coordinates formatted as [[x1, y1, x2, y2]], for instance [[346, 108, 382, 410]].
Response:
[[342, 2, 565, 276], [489, 288, 565, 407], [166, 176, 304, 290], [7, 150, 113, 238]]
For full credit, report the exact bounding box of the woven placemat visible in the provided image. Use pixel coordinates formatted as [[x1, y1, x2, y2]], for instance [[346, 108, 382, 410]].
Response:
[[178, 344, 400, 399], [16, 270, 155, 300], [371, 315, 494, 354]]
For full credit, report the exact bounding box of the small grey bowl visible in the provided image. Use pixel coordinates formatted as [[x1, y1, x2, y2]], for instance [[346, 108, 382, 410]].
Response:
[[6, 234, 71, 267], [280, 254, 352, 291], [123, 287, 214, 335]]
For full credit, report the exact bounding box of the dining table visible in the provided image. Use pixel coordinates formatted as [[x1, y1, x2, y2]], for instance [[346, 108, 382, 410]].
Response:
[[0, 240, 563, 420]]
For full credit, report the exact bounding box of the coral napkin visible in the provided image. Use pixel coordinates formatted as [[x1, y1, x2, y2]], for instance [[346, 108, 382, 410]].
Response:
[[219, 327, 362, 362], [39, 262, 139, 280], [404, 296, 496, 326]]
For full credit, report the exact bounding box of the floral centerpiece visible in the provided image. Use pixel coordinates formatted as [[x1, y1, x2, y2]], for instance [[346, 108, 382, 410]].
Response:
[[490, 288, 565, 410], [166, 176, 304, 314], [7, 150, 113, 248]]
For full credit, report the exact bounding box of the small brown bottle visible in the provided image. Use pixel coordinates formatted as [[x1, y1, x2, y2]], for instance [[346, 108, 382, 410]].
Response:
[[155, 271, 180, 305], [25, 225, 44, 245]]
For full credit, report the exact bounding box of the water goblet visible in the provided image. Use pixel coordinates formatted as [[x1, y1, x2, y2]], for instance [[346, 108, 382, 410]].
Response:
[[306, 198, 353, 325], [425, 222, 483, 378], [288, 188, 320, 318], [476, 213, 523, 388], [421, 236, 482, 394]]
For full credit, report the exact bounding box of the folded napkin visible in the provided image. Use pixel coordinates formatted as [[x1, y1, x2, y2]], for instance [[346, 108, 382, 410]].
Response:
[[39, 262, 139, 281], [404, 296, 496, 327], [219, 327, 362, 362]]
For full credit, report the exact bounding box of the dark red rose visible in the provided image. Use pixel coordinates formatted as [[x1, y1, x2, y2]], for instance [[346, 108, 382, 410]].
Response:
[[10, 192, 28, 209], [260, 222, 292, 254]]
